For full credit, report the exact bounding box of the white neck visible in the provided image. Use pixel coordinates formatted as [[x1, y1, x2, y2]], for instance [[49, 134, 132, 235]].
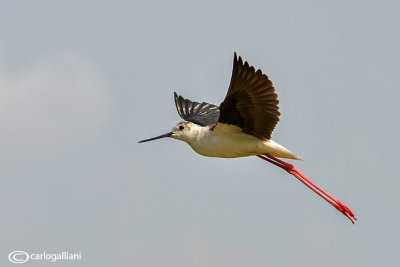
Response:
[[182, 124, 212, 145]]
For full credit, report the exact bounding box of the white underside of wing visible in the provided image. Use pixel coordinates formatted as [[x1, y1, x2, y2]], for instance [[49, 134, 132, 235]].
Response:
[[187, 123, 302, 159]]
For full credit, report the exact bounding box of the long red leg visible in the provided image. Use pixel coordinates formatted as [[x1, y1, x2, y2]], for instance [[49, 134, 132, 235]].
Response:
[[257, 154, 356, 223]]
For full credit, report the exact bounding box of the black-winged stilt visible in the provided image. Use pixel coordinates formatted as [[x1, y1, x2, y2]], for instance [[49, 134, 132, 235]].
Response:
[[139, 53, 356, 223]]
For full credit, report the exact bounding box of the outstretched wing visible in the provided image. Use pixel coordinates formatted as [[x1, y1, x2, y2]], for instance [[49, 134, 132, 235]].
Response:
[[174, 92, 220, 126], [217, 53, 280, 140]]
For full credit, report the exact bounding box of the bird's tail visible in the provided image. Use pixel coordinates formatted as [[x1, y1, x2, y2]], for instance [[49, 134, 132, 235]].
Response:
[[264, 140, 303, 160]]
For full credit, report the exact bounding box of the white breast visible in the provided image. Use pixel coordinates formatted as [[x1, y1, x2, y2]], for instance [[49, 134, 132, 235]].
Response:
[[186, 123, 301, 159]]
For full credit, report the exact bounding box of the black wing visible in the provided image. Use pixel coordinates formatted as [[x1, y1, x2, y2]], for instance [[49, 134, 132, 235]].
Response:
[[174, 92, 220, 126], [218, 53, 280, 140]]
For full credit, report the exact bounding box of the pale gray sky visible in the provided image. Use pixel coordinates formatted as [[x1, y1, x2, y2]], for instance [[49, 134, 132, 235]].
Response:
[[1, 0, 399, 266]]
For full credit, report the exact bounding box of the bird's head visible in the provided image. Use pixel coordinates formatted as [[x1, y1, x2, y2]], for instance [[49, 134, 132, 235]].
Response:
[[138, 121, 199, 144]]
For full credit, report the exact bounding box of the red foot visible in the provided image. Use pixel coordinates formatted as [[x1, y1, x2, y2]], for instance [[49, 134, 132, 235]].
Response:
[[257, 154, 356, 224]]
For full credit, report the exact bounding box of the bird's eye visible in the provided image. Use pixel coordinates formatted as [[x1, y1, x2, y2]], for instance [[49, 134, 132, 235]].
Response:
[[179, 125, 184, 131]]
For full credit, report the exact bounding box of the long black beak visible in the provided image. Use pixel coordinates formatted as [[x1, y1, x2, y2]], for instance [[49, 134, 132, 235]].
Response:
[[138, 132, 172, 143]]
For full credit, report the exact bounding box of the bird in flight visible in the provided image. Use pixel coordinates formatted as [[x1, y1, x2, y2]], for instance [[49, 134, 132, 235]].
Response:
[[139, 53, 356, 223]]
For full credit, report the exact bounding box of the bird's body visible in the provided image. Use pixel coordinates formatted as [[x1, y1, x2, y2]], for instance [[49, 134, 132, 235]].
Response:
[[139, 53, 356, 223], [174, 122, 301, 159]]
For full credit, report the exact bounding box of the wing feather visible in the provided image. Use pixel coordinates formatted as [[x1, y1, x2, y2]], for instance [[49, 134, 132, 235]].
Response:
[[217, 53, 280, 140], [174, 92, 220, 126]]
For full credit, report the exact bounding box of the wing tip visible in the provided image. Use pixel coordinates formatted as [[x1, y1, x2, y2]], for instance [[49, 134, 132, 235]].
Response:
[[233, 52, 244, 67], [233, 52, 244, 64], [174, 91, 183, 116], [174, 91, 187, 103], [174, 91, 179, 105]]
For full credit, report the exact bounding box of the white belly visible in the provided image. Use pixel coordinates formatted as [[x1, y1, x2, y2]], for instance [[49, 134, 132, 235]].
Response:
[[187, 125, 301, 159]]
